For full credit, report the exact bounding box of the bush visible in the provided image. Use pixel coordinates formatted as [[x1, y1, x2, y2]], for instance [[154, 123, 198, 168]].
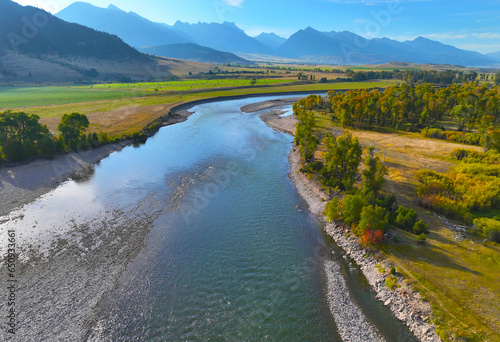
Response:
[[2, 139, 30, 162], [390, 266, 396, 275], [422, 127, 446, 140], [417, 233, 427, 244], [324, 197, 341, 222], [385, 275, 398, 290], [473, 217, 500, 240], [310, 161, 324, 172], [39, 135, 57, 159], [412, 220, 430, 235], [342, 193, 366, 225], [395, 206, 418, 231], [357, 205, 389, 235]]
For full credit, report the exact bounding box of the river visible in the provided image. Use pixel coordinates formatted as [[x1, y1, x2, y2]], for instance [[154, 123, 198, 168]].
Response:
[[0, 95, 416, 341]]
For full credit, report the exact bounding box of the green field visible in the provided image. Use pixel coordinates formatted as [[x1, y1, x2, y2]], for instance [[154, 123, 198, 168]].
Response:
[[0, 79, 296, 109], [1, 80, 398, 120], [0, 86, 149, 109]]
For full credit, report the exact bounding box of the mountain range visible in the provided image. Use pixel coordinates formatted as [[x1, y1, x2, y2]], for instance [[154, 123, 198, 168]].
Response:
[[55, 2, 498, 67]]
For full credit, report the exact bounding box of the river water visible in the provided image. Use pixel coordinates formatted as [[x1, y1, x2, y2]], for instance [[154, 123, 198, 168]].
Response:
[[0, 96, 416, 341]]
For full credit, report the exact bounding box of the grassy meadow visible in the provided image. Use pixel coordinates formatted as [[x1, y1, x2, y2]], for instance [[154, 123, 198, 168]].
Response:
[[0, 79, 399, 136]]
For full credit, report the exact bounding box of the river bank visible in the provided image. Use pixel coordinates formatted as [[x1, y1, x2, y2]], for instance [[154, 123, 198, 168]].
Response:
[[254, 95, 441, 341]]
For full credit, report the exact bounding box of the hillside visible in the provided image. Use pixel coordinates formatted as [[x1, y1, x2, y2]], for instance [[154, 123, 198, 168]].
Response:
[[0, 1, 219, 83], [0, 0, 146, 61], [139, 43, 255, 65], [56, 2, 191, 47]]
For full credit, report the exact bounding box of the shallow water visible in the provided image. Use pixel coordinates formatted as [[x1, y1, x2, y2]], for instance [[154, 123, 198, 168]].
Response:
[[1, 96, 416, 341]]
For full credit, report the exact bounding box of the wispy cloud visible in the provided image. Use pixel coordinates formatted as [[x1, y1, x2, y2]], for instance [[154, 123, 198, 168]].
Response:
[[222, 0, 245, 7], [424, 32, 500, 40]]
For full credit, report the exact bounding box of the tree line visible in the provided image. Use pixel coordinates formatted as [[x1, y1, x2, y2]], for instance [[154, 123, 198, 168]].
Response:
[[0, 111, 108, 163], [325, 83, 499, 131], [344, 69, 495, 85]]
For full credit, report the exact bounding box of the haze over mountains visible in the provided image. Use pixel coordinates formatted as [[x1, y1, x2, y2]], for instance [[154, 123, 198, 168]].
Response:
[[56, 2, 499, 67]]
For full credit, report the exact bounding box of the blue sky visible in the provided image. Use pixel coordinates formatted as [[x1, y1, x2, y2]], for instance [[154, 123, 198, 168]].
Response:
[[13, 0, 500, 53]]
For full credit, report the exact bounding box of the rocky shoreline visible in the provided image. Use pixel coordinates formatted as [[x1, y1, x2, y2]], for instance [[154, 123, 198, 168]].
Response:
[[287, 146, 441, 342]]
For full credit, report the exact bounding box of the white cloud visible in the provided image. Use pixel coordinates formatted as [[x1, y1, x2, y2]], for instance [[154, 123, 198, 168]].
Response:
[[222, 0, 244, 7], [424, 32, 500, 40]]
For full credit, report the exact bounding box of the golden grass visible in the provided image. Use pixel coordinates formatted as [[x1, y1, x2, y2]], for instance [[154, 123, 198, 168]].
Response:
[[6, 80, 397, 136]]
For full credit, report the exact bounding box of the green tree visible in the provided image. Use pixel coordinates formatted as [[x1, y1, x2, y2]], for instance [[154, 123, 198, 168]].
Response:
[[58, 113, 90, 147], [361, 146, 388, 195], [0, 111, 48, 144], [322, 132, 362, 190], [342, 193, 366, 226], [412, 220, 429, 235], [324, 197, 341, 222], [294, 110, 318, 162], [356, 205, 389, 236], [0, 111, 50, 161], [495, 72, 500, 86]]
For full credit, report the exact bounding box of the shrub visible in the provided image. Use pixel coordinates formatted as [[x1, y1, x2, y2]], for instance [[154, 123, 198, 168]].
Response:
[[473, 217, 500, 240], [412, 220, 430, 235], [385, 275, 398, 290], [2, 139, 30, 162], [310, 161, 324, 172], [39, 135, 57, 159], [361, 229, 384, 246], [422, 127, 446, 140], [324, 197, 341, 222], [417, 233, 427, 245], [357, 205, 389, 235], [390, 266, 396, 275], [342, 193, 366, 225], [395, 206, 418, 231]]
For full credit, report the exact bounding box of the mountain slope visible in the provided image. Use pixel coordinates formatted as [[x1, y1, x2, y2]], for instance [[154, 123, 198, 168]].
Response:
[[254, 33, 286, 51], [139, 43, 255, 65], [56, 2, 191, 47], [277, 27, 346, 63], [172, 21, 272, 55], [486, 51, 500, 62], [404, 37, 494, 66], [0, 0, 146, 61]]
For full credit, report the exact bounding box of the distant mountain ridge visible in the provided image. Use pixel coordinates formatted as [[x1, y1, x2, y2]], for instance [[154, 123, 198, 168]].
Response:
[[171, 21, 272, 55], [55, 2, 498, 67], [56, 2, 190, 47], [254, 33, 286, 51], [486, 51, 500, 63], [278, 27, 496, 66], [139, 43, 255, 65]]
